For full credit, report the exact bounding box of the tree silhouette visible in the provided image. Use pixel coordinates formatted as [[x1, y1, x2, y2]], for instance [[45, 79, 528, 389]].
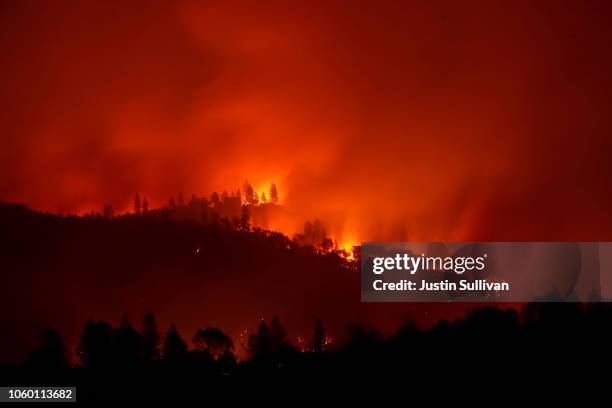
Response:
[[141, 312, 160, 361], [27, 328, 70, 369], [177, 191, 185, 207], [115, 314, 144, 366], [193, 327, 234, 359], [311, 319, 326, 353], [344, 322, 382, 348], [120, 312, 132, 328], [210, 192, 220, 207], [294, 219, 332, 250], [163, 323, 188, 361], [244, 182, 256, 205], [76, 319, 115, 368], [269, 182, 279, 205], [134, 193, 142, 215], [261, 192, 267, 204], [240, 205, 251, 231], [312, 219, 325, 245], [269, 316, 291, 352], [248, 321, 272, 358]]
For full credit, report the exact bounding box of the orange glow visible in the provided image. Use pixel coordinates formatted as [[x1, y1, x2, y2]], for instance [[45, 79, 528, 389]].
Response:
[[255, 181, 282, 204], [339, 237, 356, 251], [337, 237, 358, 259], [1, 0, 612, 243]]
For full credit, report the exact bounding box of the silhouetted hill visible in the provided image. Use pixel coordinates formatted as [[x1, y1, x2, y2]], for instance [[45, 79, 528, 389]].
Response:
[[0, 201, 358, 364]]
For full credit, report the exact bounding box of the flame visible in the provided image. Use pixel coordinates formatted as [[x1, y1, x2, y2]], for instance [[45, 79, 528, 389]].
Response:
[[254, 182, 276, 204], [338, 236, 358, 260]]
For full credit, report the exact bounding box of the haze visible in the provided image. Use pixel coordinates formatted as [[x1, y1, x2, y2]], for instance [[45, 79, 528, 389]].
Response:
[[2, 0, 611, 244]]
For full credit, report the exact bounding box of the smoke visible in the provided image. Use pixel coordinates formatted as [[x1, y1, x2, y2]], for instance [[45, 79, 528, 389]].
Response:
[[1, 0, 612, 241]]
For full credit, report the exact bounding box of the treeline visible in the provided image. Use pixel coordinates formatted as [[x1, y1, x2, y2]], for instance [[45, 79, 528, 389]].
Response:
[[21, 301, 612, 374], [98, 181, 340, 253], [24, 313, 328, 372], [101, 182, 280, 228]]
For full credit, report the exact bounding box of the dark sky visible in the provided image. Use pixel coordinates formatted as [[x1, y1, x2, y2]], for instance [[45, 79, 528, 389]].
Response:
[[1, 0, 612, 244]]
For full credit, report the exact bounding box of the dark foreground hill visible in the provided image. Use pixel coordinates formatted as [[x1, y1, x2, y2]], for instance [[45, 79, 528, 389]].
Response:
[[0, 202, 363, 363]]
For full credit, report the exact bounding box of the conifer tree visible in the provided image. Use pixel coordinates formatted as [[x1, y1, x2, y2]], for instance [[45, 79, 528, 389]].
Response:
[[269, 183, 279, 205]]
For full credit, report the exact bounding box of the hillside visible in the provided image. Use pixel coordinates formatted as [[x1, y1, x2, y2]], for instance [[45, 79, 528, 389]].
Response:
[[0, 202, 359, 363]]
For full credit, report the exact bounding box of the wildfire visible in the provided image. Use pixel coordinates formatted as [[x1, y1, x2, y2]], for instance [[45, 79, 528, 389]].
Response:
[[338, 237, 358, 260]]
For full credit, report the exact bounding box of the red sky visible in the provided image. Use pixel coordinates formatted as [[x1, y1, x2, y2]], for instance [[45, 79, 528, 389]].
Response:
[[1, 0, 612, 243]]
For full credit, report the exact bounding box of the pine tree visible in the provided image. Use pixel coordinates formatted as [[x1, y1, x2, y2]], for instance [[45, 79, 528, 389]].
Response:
[[248, 321, 272, 357], [141, 312, 160, 360], [115, 314, 144, 365], [243, 182, 255, 205], [269, 183, 279, 205], [210, 192, 220, 207], [120, 312, 132, 329], [270, 316, 288, 352], [76, 319, 114, 368], [311, 319, 326, 352], [134, 193, 142, 215], [163, 323, 188, 360], [240, 205, 251, 231]]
